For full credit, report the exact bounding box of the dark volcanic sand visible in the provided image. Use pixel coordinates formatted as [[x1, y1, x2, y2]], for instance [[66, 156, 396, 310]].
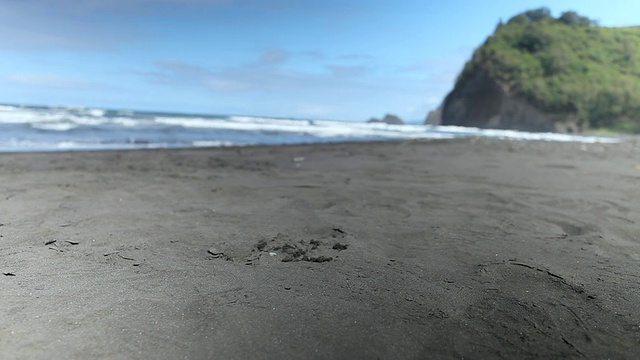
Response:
[[1, 138, 639, 359]]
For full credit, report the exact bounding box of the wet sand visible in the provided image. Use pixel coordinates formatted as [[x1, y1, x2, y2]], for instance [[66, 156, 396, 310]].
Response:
[[1, 138, 639, 359]]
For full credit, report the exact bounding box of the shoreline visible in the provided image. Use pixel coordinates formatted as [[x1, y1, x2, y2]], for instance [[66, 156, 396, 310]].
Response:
[[0, 131, 627, 156], [1, 138, 639, 358]]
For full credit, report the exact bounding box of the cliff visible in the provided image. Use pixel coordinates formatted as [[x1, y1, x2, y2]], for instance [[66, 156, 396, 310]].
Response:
[[440, 8, 640, 133]]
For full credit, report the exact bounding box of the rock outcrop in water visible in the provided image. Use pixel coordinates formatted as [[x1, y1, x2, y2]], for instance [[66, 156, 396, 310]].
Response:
[[424, 107, 442, 125], [368, 114, 404, 125], [438, 8, 640, 133]]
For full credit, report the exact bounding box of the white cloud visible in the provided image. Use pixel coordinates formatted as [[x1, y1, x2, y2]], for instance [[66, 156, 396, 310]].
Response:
[[6, 73, 94, 89], [300, 51, 324, 61], [259, 48, 290, 65], [146, 51, 350, 93], [205, 78, 250, 92], [8, 0, 233, 13], [139, 49, 447, 120], [0, 1, 137, 50], [154, 61, 211, 79], [425, 96, 442, 106], [338, 53, 374, 60], [326, 65, 370, 78], [0, 0, 241, 51]]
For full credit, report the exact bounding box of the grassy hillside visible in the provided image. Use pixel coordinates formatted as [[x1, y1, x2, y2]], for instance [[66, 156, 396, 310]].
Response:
[[459, 8, 640, 132]]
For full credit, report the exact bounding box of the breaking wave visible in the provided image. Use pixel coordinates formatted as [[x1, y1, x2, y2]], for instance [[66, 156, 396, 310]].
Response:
[[0, 104, 620, 152]]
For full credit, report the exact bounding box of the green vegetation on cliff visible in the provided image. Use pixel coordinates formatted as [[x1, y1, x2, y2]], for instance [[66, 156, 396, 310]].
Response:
[[460, 8, 640, 132]]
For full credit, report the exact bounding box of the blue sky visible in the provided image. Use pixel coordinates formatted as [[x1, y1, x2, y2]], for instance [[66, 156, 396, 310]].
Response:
[[0, 0, 637, 121]]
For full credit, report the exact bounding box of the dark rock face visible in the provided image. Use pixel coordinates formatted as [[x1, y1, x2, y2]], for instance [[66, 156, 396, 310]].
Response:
[[441, 69, 566, 132], [368, 114, 404, 125]]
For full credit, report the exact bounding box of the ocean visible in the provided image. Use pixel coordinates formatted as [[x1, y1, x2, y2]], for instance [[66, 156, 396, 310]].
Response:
[[0, 104, 619, 152]]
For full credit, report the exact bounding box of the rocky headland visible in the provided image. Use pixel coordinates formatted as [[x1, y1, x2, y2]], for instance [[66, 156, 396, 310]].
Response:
[[434, 8, 640, 133]]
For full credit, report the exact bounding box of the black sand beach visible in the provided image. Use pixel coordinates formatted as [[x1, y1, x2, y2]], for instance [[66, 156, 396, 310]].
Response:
[[1, 138, 639, 359]]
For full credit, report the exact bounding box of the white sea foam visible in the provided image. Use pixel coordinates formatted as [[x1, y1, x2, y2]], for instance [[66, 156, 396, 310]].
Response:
[[31, 122, 78, 131], [192, 140, 239, 147], [0, 105, 622, 153], [445, 126, 620, 143], [155, 116, 438, 139], [229, 115, 311, 126], [0, 109, 50, 124], [86, 108, 106, 117], [154, 116, 217, 128], [112, 117, 141, 127], [68, 115, 108, 126], [153, 115, 618, 143]]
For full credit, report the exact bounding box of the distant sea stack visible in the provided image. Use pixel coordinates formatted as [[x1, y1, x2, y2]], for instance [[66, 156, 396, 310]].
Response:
[[424, 107, 442, 125], [368, 114, 404, 125], [439, 8, 640, 133]]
